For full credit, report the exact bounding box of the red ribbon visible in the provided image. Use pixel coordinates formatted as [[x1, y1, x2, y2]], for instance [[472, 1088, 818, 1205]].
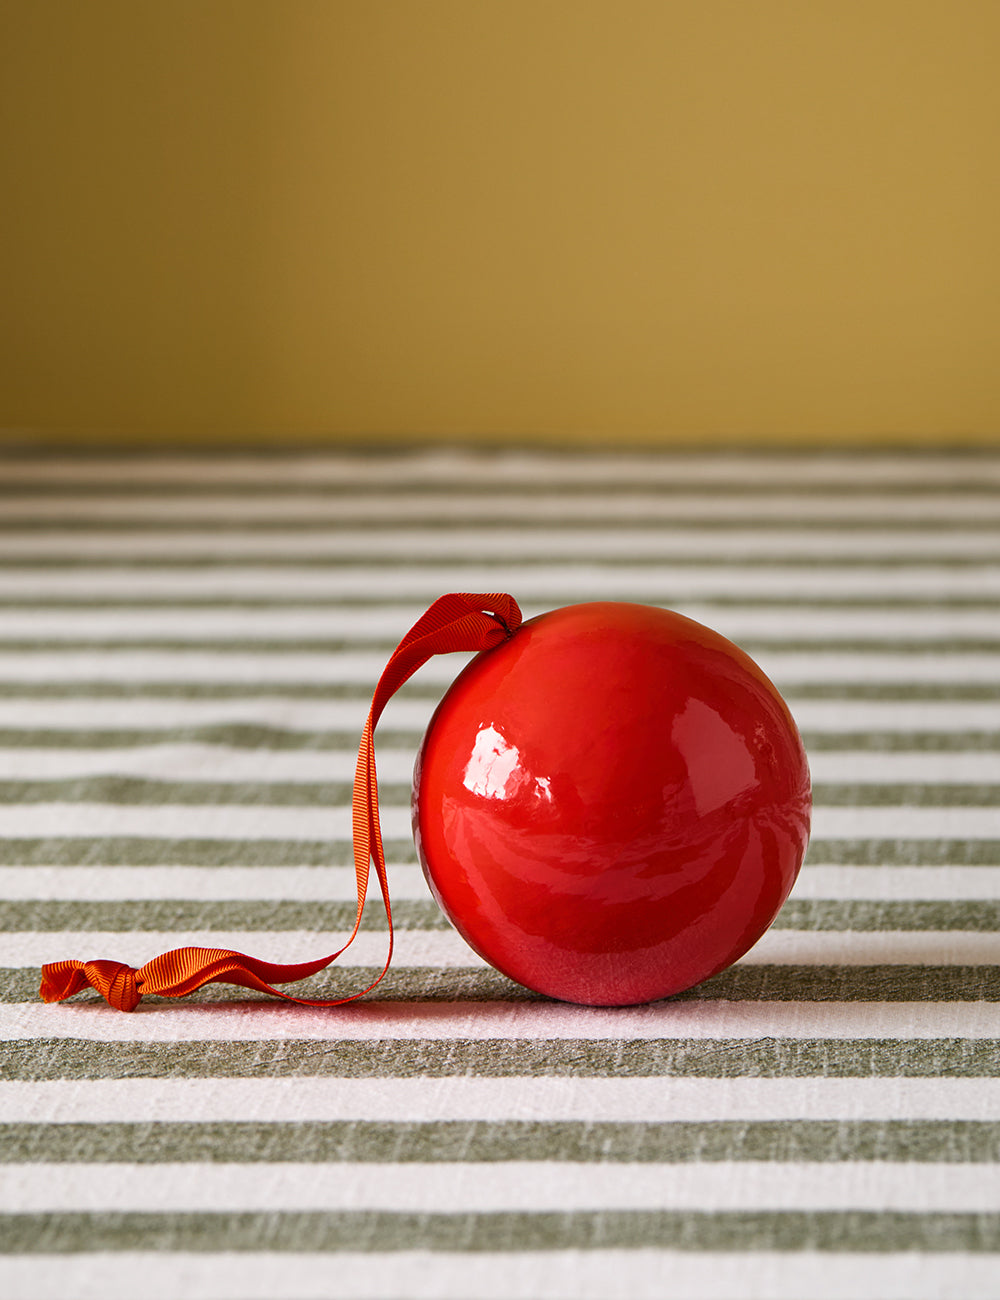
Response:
[[40, 592, 522, 1011]]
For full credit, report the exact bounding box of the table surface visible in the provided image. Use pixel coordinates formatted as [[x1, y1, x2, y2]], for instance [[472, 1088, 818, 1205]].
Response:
[[1, 447, 998, 1300]]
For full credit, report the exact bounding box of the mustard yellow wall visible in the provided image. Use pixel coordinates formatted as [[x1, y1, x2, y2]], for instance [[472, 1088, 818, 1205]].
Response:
[[2, 0, 998, 446]]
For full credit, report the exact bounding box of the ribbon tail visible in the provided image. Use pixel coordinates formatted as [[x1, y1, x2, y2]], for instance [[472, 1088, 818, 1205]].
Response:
[[40, 947, 354, 1012], [39, 592, 523, 1012]]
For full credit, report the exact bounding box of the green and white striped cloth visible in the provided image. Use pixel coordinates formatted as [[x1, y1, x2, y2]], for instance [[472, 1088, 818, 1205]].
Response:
[[1, 447, 999, 1299]]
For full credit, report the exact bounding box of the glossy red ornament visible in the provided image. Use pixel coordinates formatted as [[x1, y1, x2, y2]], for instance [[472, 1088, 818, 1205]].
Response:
[[413, 602, 811, 1006]]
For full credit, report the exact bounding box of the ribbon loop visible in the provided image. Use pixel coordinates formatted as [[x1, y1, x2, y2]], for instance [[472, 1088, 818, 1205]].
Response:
[[40, 592, 522, 1011]]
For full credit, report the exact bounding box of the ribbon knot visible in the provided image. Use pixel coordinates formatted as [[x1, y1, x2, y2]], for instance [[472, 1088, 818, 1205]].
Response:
[[40, 959, 141, 1012]]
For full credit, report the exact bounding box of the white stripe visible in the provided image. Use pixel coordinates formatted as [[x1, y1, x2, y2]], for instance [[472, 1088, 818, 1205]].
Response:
[[0, 605, 437, 641], [1, 564, 998, 599], [0, 801, 401, 839], [0, 864, 408, 900], [5, 863, 998, 903], [0, 646, 995, 684], [7, 929, 997, 968], [9, 1001, 1000, 1044], [0, 696, 995, 735], [3, 1076, 998, 1123], [5, 602, 1000, 642], [812, 805, 1000, 838], [7, 449, 1000, 484], [1, 800, 997, 840], [9, 929, 469, 970], [4, 492, 1000, 523], [0, 696, 432, 731], [755, 651, 1000, 686], [790, 700, 1000, 733], [7, 526, 1000, 560], [791, 865, 1000, 900], [5, 1161, 1000, 1215], [0, 865, 430, 901], [808, 752, 1000, 782], [0, 648, 474, 684], [692, 605, 1000, 642], [0, 745, 419, 782], [1, 745, 998, 785], [2, 1253, 997, 1300]]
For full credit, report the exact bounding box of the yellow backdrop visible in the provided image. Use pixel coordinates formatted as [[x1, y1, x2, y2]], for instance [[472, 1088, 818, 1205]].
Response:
[[2, 0, 997, 445]]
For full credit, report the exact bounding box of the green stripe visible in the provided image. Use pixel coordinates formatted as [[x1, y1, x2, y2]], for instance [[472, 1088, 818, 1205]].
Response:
[[812, 784, 1000, 806], [787, 684, 1000, 701], [2, 1120, 998, 1164], [0, 778, 391, 805], [4, 776, 997, 808], [0, 838, 411, 865], [3, 836, 999, 867], [0, 897, 436, 931], [0, 681, 419, 699], [3, 1210, 999, 1253], [0, 727, 410, 749], [805, 733, 1000, 752], [3, 636, 1000, 654], [3, 514, 1000, 532], [806, 839, 1000, 865], [4, 898, 997, 933], [0, 681, 997, 702], [7, 1038, 1000, 1080], [0, 966, 532, 1004], [3, 964, 998, 1006], [0, 726, 996, 752], [776, 900, 1000, 931], [685, 964, 1000, 1002]]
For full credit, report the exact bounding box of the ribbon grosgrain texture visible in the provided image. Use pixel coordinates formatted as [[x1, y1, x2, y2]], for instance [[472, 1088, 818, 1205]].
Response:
[[39, 593, 522, 1012]]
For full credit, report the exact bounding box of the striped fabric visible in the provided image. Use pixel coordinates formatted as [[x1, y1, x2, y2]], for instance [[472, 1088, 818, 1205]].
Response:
[[1, 448, 999, 1300]]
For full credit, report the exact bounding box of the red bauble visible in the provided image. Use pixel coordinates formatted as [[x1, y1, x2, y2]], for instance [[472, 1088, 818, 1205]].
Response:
[[412, 602, 811, 1006]]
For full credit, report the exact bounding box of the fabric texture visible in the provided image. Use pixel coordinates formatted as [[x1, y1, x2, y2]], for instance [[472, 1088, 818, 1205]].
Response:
[[1, 447, 998, 1299]]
